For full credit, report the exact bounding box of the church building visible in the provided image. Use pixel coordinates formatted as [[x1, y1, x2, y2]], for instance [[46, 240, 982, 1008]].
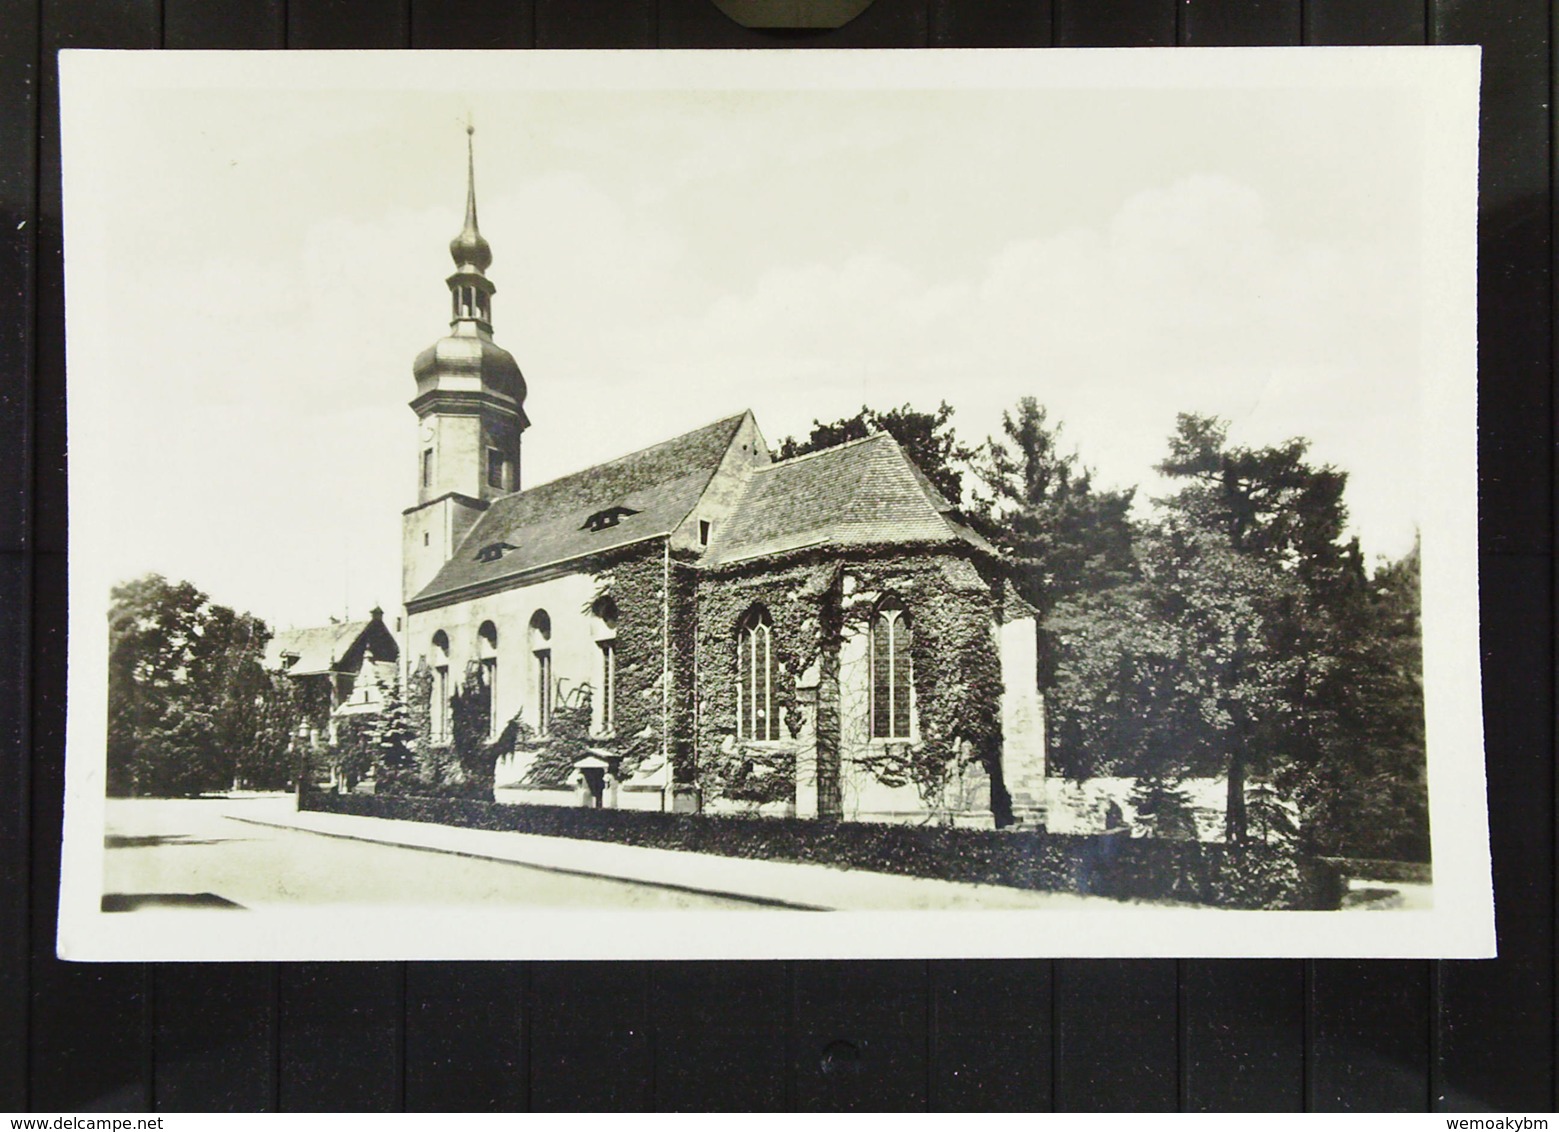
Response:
[[399, 132, 1048, 827]]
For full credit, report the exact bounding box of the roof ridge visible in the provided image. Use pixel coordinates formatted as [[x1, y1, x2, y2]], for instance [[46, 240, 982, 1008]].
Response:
[[759, 429, 893, 473], [887, 440, 957, 513], [884, 446, 995, 553], [419, 410, 755, 605], [274, 618, 369, 637], [504, 410, 749, 498]]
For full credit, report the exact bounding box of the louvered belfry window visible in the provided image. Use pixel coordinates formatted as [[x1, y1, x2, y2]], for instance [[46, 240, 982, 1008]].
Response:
[[870, 603, 912, 740], [737, 607, 779, 741]]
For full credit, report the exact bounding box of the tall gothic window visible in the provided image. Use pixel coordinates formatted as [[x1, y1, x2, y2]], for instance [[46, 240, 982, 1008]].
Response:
[[430, 630, 451, 742], [869, 601, 913, 740], [529, 610, 552, 734], [737, 607, 779, 741], [477, 621, 499, 740]]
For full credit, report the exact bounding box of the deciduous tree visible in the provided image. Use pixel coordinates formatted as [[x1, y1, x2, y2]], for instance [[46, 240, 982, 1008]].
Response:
[[778, 400, 975, 505], [107, 574, 283, 796]]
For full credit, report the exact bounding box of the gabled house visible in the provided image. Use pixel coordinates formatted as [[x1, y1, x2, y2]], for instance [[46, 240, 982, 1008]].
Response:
[[265, 608, 400, 746]]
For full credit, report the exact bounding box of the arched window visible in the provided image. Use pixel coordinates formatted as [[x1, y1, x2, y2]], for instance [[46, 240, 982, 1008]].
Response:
[[430, 630, 451, 742], [737, 607, 779, 741], [590, 598, 619, 734], [869, 601, 913, 740], [529, 610, 552, 733], [477, 621, 498, 739]]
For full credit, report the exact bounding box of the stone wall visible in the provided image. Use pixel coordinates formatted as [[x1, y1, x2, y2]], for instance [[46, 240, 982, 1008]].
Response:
[[1044, 776, 1228, 841], [998, 616, 1047, 826], [402, 492, 486, 605]]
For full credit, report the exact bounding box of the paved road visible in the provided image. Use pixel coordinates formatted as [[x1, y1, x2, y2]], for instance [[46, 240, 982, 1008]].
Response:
[[103, 796, 755, 911]]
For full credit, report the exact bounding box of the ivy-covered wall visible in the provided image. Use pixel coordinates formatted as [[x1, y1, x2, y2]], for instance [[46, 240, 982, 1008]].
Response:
[[835, 554, 1007, 822], [397, 657, 504, 798], [693, 548, 1014, 823], [400, 534, 1028, 823], [581, 540, 671, 780], [666, 556, 700, 783], [692, 558, 833, 808]]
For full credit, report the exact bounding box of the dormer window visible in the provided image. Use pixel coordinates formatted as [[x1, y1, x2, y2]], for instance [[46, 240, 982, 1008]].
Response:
[[475, 541, 518, 563], [582, 505, 641, 532]]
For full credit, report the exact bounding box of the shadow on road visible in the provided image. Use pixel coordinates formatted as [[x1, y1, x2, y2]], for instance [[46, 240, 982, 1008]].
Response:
[[105, 833, 251, 849], [101, 892, 246, 912]]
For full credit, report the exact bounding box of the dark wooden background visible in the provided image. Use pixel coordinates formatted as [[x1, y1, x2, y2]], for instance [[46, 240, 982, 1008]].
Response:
[[1, 0, 1551, 1112]]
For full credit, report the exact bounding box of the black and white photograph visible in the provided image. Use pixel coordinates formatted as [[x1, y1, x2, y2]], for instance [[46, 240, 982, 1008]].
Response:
[[56, 47, 1489, 960]]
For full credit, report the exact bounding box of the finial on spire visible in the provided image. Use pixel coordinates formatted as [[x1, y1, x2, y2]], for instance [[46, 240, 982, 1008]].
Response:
[[463, 125, 479, 228], [449, 119, 492, 274]]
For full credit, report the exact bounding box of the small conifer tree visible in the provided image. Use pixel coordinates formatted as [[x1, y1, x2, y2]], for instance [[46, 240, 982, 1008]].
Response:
[[1245, 780, 1299, 846], [1128, 773, 1198, 840], [369, 681, 418, 794]]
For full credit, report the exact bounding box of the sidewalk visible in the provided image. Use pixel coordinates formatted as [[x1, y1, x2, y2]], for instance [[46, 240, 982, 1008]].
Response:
[[224, 798, 1121, 912]]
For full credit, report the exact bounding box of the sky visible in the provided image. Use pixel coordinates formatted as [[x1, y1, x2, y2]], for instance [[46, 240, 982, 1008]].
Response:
[[64, 52, 1437, 631]]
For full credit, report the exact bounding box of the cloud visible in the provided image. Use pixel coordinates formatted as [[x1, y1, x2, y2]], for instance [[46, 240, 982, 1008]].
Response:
[[597, 173, 1420, 558], [76, 75, 1432, 632]]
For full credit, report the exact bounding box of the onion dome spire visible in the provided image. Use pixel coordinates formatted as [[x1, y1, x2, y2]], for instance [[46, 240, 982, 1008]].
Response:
[[414, 120, 525, 438], [449, 124, 492, 274], [409, 121, 528, 519]]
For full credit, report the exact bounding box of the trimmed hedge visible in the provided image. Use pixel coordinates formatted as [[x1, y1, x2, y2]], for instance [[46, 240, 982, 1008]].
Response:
[[303, 792, 1344, 910]]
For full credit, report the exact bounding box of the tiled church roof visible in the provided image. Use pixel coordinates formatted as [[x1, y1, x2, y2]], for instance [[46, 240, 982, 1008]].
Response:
[[412, 412, 750, 606], [703, 431, 996, 567]]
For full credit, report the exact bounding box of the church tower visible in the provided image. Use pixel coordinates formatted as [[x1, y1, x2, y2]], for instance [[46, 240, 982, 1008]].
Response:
[[402, 126, 530, 605]]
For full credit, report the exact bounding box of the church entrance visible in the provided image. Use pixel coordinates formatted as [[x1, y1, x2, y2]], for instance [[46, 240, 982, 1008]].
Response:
[[572, 754, 615, 809]]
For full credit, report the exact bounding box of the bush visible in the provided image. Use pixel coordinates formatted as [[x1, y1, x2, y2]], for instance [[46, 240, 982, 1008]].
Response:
[[326, 716, 376, 793], [302, 792, 1342, 909]]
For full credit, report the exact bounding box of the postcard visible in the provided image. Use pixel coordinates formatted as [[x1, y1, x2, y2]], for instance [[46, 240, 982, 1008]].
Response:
[[57, 46, 1489, 960]]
